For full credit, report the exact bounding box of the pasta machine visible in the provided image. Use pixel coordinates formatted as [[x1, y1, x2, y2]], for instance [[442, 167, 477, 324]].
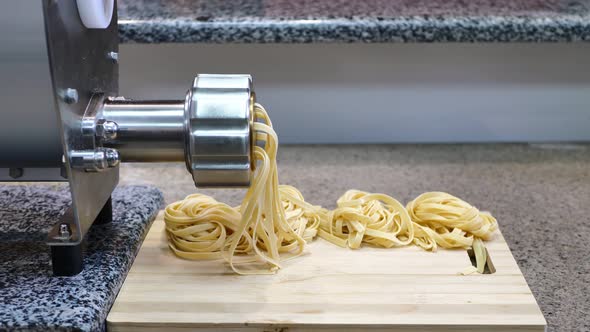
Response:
[[0, 1, 254, 276]]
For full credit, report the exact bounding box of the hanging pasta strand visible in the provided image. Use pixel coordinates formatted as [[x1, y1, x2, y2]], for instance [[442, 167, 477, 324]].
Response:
[[166, 104, 314, 274]]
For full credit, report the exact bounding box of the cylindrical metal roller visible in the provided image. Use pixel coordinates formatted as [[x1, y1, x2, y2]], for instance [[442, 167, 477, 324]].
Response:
[[101, 99, 185, 162], [185, 74, 253, 187]]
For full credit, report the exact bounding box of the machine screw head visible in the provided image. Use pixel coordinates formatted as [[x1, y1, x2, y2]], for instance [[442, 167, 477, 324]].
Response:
[[96, 119, 119, 141], [58, 223, 71, 237], [8, 167, 24, 179], [61, 88, 79, 104], [102, 121, 118, 139], [104, 148, 120, 168], [107, 51, 119, 64]]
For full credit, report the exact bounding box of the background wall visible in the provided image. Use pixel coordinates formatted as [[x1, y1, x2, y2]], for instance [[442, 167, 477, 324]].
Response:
[[120, 43, 590, 144]]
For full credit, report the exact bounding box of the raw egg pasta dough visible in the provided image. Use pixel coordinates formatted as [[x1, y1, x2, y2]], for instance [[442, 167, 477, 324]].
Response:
[[164, 104, 498, 275]]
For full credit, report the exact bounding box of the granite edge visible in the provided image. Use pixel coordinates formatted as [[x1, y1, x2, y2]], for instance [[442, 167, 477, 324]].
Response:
[[118, 16, 590, 43]]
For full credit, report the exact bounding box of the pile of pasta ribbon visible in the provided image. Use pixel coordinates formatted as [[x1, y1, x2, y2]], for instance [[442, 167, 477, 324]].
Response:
[[164, 104, 498, 275]]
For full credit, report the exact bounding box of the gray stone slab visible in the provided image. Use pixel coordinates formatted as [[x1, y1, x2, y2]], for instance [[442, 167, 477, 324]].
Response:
[[118, 0, 590, 43], [0, 185, 164, 332]]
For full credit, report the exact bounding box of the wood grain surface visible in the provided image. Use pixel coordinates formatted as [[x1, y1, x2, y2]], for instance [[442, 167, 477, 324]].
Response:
[[107, 212, 546, 332]]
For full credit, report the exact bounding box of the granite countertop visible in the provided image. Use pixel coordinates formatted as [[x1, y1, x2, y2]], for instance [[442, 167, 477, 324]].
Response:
[[117, 0, 590, 43], [120, 143, 589, 331], [0, 185, 164, 332]]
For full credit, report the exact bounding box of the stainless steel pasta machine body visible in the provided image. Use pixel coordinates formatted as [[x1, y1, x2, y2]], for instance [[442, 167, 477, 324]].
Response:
[[0, 1, 254, 276]]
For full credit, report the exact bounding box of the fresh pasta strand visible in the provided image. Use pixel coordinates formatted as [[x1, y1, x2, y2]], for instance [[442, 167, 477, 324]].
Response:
[[317, 190, 415, 249], [406, 192, 498, 250], [472, 238, 487, 274], [164, 193, 244, 260], [315, 191, 497, 256], [164, 104, 498, 275], [165, 104, 317, 275], [405, 192, 498, 273]]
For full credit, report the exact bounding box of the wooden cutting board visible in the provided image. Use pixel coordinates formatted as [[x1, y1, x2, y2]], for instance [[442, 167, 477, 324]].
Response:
[[107, 212, 546, 332]]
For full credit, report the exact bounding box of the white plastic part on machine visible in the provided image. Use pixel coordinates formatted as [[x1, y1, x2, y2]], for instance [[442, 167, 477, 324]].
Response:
[[76, 0, 114, 29]]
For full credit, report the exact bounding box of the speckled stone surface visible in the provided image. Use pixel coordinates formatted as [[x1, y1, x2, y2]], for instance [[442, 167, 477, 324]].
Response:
[[0, 185, 164, 332], [118, 0, 590, 43], [120, 143, 589, 331]]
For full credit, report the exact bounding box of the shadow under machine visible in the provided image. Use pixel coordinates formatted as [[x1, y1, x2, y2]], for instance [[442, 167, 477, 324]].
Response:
[[0, 0, 256, 276]]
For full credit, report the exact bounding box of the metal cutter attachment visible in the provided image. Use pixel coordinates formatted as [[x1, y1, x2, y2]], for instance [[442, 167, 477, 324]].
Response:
[[98, 74, 254, 187]]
